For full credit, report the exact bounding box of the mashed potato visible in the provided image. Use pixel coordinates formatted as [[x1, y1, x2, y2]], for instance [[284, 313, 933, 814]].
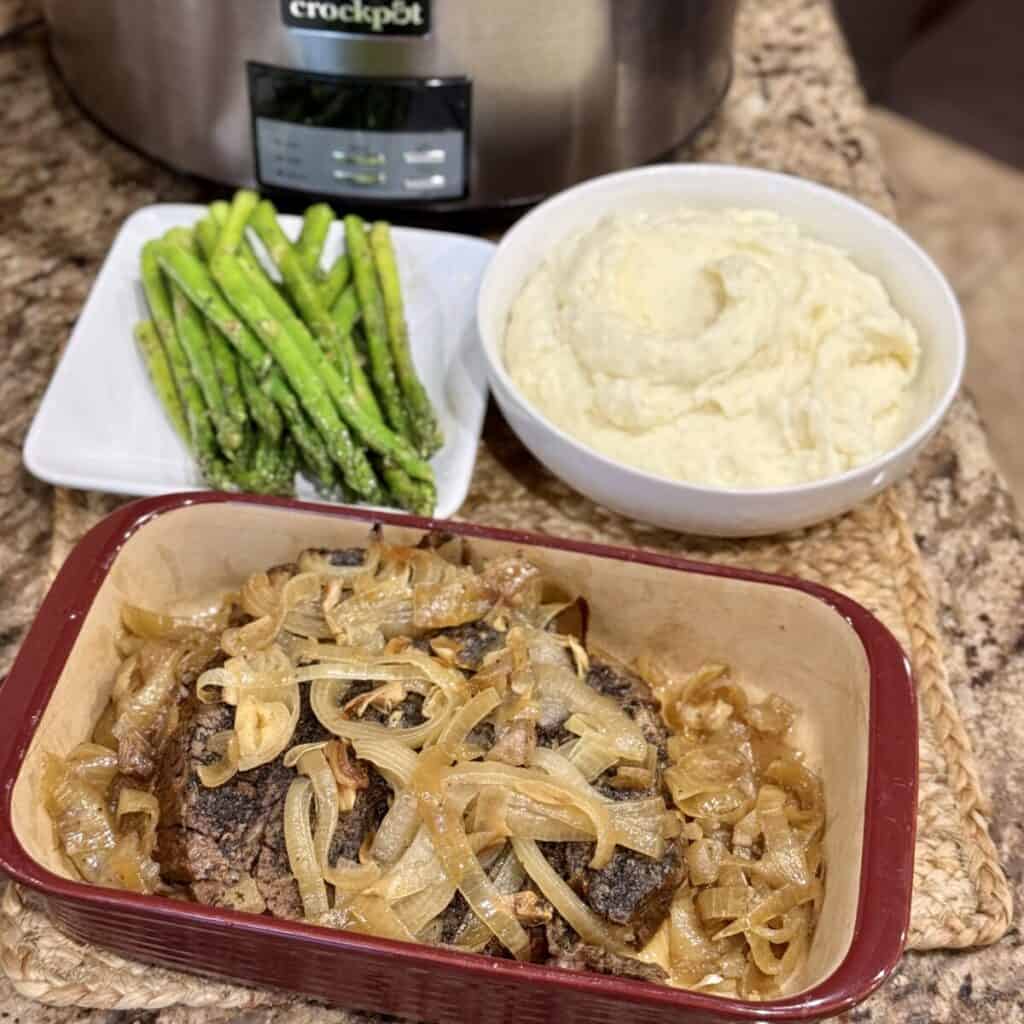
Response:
[[503, 207, 921, 489]]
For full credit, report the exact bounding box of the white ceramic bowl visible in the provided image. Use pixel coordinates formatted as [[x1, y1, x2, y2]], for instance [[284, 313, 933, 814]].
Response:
[[477, 164, 966, 537]]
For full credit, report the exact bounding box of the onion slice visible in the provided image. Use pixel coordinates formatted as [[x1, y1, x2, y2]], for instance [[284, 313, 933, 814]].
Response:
[[411, 747, 530, 958], [284, 776, 329, 920]]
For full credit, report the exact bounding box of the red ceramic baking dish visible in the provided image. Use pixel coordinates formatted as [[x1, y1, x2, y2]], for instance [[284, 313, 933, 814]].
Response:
[[0, 492, 917, 1023]]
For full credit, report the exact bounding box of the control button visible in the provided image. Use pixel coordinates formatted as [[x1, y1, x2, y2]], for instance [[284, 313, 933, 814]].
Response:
[[332, 149, 386, 167], [333, 169, 387, 186], [403, 148, 446, 165], [403, 174, 447, 192]]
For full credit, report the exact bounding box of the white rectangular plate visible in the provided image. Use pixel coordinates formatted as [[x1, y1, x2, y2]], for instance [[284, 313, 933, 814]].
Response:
[[24, 204, 494, 518]]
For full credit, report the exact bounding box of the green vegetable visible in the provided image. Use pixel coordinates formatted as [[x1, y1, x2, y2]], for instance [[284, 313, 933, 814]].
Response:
[[170, 278, 244, 455], [319, 253, 351, 307], [133, 320, 189, 443], [191, 217, 249, 429], [262, 372, 337, 490], [344, 215, 413, 442], [296, 202, 334, 274], [239, 358, 284, 443], [155, 241, 274, 378], [250, 201, 348, 370], [250, 204, 433, 484], [370, 220, 444, 456], [209, 248, 384, 502], [332, 286, 381, 421], [213, 189, 259, 260], [140, 241, 209, 454]]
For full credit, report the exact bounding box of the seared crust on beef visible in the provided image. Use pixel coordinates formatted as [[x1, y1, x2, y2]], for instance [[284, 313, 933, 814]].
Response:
[[549, 942, 670, 983], [155, 691, 328, 911], [540, 841, 683, 944], [544, 915, 669, 982]]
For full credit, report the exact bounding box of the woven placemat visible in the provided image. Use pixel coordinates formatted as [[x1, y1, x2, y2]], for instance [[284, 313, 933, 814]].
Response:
[[0, 0, 1012, 1011]]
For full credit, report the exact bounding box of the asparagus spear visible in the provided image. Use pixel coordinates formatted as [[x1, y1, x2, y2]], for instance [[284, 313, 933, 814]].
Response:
[[134, 320, 189, 443], [235, 237, 435, 489], [208, 200, 285, 305], [239, 358, 284, 442], [209, 215, 337, 486], [214, 189, 259, 260], [333, 283, 360, 333], [140, 242, 206, 448], [161, 225, 243, 454], [194, 215, 219, 260], [319, 253, 351, 308], [267, 435, 298, 496], [370, 220, 444, 456], [156, 241, 274, 378], [209, 249, 384, 501], [191, 216, 250, 430], [248, 429, 293, 496], [245, 218, 432, 512], [250, 201, 352, 373], [139, 253, 235, 489], [344, 215, 414, 442], [332, 285, 381, 421], [170, 278, 244, 455], [295, 202, 334, 274], [263, 374, 337, 489]]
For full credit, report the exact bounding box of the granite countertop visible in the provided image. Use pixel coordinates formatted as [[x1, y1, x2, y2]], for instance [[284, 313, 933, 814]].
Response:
[[0, 1, 1020, 1021]]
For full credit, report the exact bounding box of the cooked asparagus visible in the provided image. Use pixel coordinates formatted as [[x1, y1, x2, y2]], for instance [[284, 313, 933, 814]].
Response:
[[219, 216, 347, 488], [295, 202, 334, 274], [210, 249, 384, 502], [250, 201, 350, 370], [170, 279, 244, 455], [133, 320, 189, 443], [247, 429, 294, 496], [319, 253, 351, 307], [331, 282, 432, 513], [239, 358, 284, 443], [137, 194, 437, 512], [140, 241, 210, 453], [262, 372, 338, 489], [208, 201, 278, 296], [236, 234, 435, 488], [156, 241, 274, 378], [213, 189, 259, 260], [161, 227, 246, 454], [370, 220, 444, 456], [191, 217, 249, 429], [344, 214, 414, 442], [332, 285, 382, 421]]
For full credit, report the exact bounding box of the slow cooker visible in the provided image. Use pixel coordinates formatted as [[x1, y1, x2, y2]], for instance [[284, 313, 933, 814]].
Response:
[[42, 0, 737, 213]]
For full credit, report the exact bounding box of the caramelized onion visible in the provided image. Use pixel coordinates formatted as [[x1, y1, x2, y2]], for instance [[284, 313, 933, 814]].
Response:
[[411, 747, 530, 958], [224, 572, 321, 655], [122, 600, 231, 640], [197, 730, 240, 788], [284, 776, 329, 919], [447, 761, 615, 869]]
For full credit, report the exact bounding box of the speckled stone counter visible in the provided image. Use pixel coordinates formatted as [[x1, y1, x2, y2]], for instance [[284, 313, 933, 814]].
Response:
[[0, 1, 1020, 1021]]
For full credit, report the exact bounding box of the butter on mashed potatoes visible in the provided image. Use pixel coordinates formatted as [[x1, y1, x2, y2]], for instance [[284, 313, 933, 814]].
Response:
[[503, 207, 921, 489]]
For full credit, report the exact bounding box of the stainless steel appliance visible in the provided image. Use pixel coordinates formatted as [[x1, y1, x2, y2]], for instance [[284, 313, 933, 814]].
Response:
[[42, 0, 737, 212]]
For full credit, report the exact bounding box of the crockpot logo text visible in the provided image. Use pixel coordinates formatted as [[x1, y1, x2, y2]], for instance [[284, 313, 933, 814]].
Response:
[[283, 0, 430, 35]]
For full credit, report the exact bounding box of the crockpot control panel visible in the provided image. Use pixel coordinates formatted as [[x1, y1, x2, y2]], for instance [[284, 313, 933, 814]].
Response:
[[248, 64, 470, 202]]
